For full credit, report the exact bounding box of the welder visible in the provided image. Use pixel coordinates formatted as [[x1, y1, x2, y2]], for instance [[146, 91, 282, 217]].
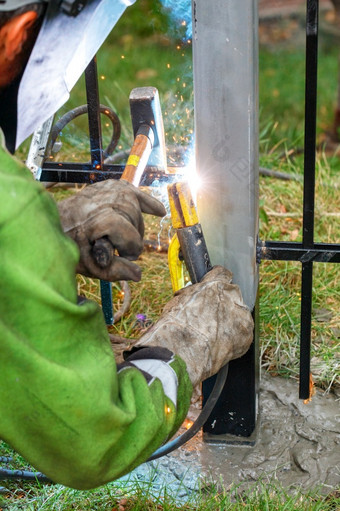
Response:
[[0, 0, 254, 489]]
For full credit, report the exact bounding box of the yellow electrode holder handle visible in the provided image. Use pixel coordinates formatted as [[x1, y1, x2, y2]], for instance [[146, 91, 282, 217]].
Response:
[[168, 234, 184, 292], [168, 182, 206, 292], [168, 181, 198, 229]]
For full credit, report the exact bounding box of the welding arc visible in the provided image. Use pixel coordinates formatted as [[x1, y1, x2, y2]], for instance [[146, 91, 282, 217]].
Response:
[[147, 363, 229, 461], [45, 104, 121, 159]]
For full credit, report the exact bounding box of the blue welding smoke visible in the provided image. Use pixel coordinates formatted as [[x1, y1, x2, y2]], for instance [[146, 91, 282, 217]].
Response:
[[159, 0, 192, 39]]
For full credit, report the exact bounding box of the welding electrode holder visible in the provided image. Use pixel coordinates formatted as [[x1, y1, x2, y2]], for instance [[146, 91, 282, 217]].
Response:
[[176, 224, 212, 284], [167, 181, 213, 287]]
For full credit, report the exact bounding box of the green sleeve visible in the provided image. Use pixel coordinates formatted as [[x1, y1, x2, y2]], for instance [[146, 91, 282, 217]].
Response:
[[0, 142, 192, 490]]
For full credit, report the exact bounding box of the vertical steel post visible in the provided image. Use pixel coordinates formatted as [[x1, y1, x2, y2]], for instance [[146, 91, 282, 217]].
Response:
[[192, 0, 259, 438], [300, 0, 319, 399], [85, 58, 113, 325]]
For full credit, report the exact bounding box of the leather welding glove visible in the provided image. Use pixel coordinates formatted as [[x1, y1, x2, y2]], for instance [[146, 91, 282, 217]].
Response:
[[57, 180, 166, 282], [133, 266, 254, 387]]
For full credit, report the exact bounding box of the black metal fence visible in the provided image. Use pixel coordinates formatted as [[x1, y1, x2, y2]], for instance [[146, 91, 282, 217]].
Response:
[[261, 0, 340, 400]]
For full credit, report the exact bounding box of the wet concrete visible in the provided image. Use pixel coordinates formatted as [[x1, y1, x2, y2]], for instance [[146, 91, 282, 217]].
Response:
[[120, 375, 340, 499]]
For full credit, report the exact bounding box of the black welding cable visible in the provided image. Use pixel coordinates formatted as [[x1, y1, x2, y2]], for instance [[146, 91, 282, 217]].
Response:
[[0, 468, 51, 483], [147, 363, 229, 461], [46, 104, 121, 159]]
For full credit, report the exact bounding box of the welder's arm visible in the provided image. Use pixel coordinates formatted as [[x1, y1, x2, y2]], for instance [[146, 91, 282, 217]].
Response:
[[57, 180, 166, 282], [133, 266, 254, 388], [0, 144, 191, 490]]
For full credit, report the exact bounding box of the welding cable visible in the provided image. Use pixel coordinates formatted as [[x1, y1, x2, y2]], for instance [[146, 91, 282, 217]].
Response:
[[147, 363, 229, 461], [0, 468, 51, 483], [45, 104, 121, 159]]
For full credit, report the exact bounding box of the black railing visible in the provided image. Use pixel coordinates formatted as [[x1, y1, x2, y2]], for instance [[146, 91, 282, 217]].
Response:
[[260, 0, 339, 401]]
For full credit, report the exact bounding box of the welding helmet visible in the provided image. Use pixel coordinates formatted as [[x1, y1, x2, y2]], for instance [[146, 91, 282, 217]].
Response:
[[0, 0, 135, 149]]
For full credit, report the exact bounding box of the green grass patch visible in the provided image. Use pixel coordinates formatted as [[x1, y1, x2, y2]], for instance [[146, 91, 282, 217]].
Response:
[[259, 44, 339, 149], [1, 472, 339, 510]]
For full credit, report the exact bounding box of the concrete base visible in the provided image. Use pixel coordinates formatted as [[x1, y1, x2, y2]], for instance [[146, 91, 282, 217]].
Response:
[[120, 375, 340, 500]]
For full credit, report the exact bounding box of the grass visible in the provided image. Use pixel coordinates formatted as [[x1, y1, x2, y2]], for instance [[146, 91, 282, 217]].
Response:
[[1, 472, 339, 510], [4, 3, 340, 509]]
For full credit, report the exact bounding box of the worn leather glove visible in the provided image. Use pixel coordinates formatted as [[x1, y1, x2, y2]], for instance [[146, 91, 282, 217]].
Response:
[[134, 266, 254, 387], [57, 180, 166, 281]]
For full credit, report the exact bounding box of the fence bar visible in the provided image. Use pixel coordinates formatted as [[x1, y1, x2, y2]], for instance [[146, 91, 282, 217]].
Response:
[[40, 162, 176, 185], [300, 262, 313, 398], [100, 280, 114, 325], [260, 241, 340, 263], [85, 57, 104, 168], [299, 0, 319, 399], [85, 58, 113, 325], [303, 0, 318, 249]]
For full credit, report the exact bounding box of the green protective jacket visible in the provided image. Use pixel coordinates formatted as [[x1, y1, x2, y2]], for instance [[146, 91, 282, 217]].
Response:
[[0, 137, 192, 490]]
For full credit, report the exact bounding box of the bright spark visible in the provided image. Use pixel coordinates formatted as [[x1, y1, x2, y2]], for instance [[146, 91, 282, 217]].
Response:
[[183, 151, 202, 203]]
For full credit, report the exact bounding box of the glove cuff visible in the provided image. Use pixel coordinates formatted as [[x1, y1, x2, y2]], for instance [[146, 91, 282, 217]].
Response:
[[119, 347, 179, 406]]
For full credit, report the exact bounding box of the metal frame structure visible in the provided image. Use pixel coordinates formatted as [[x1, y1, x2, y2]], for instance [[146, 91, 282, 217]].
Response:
[[260, 0, 340, 401]]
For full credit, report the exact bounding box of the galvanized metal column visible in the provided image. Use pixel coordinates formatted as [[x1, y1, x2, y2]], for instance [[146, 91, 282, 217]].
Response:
[[192, 0, 259, 439]]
